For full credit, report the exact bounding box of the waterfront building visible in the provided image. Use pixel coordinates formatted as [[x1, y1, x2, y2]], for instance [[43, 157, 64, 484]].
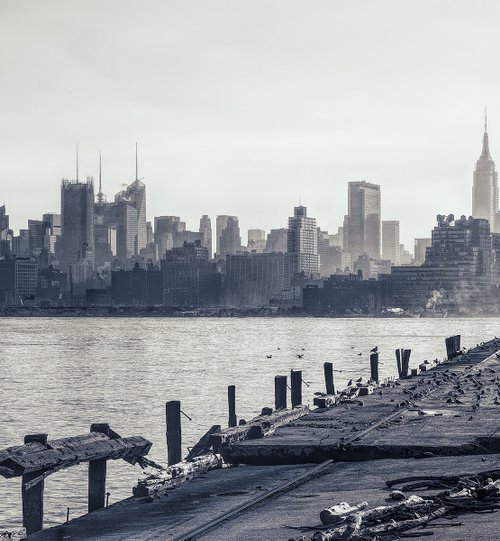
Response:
[[353, 254, 392, 279], [286, 206, 319, 277], [12, 230, 30, 259], [111, 264, 163, 305], [161, 241, 220, 306], [265, 228, 287, 253], [344, 181, 381, 260], [414, 238, 431, 266], [391, 215, 496, 310], [223, 252, 287, 306], [303, 273, 390, 315], [472, 114, 498, 231], [199, 215, 213, 257], [60, 178, 95, 272], [382, 220, 400, 265], [0, 258, 38, 305]]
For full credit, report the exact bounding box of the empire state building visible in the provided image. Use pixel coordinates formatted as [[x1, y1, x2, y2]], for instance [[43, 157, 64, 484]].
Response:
[[472, 114, 498, 232]]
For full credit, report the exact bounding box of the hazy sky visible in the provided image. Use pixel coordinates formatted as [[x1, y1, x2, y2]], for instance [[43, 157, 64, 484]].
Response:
[[1, 0, 499, 249]]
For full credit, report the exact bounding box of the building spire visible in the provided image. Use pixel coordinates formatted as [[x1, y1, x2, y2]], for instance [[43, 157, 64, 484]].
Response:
[[135, 142, 138, 181], [97, 151, 104, 204], [481, 109, 491, 160], [76, 143, 79, 181]]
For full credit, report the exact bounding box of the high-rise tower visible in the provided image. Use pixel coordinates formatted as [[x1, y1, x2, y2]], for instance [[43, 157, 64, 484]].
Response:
[[345, 181, 381, 261], [286, 205, 319, 276], [472, 112, 498, 231], [199, 215, 213, 257]]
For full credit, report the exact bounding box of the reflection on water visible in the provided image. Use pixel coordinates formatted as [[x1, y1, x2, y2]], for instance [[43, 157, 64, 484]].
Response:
[[0, 316, 499, 528]]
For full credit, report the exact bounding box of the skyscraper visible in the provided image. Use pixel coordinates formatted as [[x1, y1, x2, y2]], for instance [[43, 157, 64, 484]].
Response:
[[216, 215, 241, 257], [265, 228, 288, 253], [382, 220, 400, 265], [345, 181, 381, 261], [472, 114, 498, 231], [199, 215, 213, 257], [247, 229, 266, 252], [60, 177, 95, 271], [286, 205, 319, 276], [115, 179, 147, 254]]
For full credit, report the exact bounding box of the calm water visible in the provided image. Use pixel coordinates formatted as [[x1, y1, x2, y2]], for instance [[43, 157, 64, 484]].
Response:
[[1, 316, 499, 529]]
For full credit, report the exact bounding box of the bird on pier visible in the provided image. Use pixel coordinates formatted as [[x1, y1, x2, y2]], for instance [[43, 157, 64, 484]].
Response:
[[370, 346, 378, 353], [347, 379, 353, 386], [357, 352, 362, 356], [356, 377, 363, 383]]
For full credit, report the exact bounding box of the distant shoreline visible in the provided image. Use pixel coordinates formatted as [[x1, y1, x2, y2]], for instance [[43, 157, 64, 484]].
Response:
[[0, 307, 496, 318]]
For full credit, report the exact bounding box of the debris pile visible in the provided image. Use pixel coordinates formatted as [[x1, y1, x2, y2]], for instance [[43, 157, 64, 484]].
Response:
[[295, 469, 500, 540]]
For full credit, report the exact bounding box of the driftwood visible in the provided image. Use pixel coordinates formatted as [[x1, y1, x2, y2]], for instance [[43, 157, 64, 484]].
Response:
[[305, 470, 500, 541], [210, 405, 309, 450], [133, 453, 221, 497]]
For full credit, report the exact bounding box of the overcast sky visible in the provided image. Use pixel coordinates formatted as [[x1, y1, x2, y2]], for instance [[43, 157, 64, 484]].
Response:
[[1, 0, 499, 249]]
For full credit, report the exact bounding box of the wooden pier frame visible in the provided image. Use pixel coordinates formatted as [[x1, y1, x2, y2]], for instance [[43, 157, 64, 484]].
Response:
[[290, 370, 302, 408], [228, 385, 237, 427], [274, 375, 287, 410], [0, 426, 151, 535], [370, 352, 379, 383], [166, 400, 182, 466], [323, 362, 335, 395]]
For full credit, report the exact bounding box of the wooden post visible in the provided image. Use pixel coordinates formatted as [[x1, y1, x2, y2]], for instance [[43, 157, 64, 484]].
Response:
[[88, 424, 109, 513], [403, 349, 411, 377], [166, 400, 182, 466], [395, 349, 402, 378], [274, 375, 287, 410], [370, 352, 379, 383], [445, 337, 451, 360], [290, 369, 302, 408], [228, 385, 237, 427], [22, 433, 48, 535], [323, 362, 335, 395]]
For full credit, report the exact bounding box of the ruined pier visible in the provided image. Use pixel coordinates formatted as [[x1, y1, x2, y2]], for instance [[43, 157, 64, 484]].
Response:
[[3, 336, 500, 540]]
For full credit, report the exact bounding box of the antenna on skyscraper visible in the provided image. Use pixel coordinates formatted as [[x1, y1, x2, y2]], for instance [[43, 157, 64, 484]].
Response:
[[97, 151, 104, 204], [135, 142, 138, 181], [76, 143, 79, 181]]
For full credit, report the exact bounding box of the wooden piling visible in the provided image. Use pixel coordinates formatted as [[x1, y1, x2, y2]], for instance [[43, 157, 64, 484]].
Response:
[[22, 433, 48, 535], [166, 400, 182, 466], [323, 362, 335, 395], [88, 424, 109, 513], [395, 349, 402, 378], [228, 385, 237, 427], [274, 375, 287, 410], [290, 370, 302, 408], [369, 353, 379, 383]]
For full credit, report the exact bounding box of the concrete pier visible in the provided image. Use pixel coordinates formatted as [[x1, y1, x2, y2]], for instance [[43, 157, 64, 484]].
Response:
[[30, 338, 500, 541]]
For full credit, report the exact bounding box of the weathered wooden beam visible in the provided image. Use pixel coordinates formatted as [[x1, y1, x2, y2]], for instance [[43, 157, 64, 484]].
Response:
[[166, 400, 182, 466], [228, 385, 237, 428], [274, 375, 287, 410], [88, 424, 109, 513], [370, 352, 379, 383], [210, 405, 309, 450], [324, 362, 335, 395], [22, 434, 47, 535], [186, 425, 221, 461], [133, 454, 221, 497]]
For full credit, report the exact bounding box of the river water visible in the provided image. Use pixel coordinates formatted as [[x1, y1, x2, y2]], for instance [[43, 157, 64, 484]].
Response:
[[1, 316, 499, 529]]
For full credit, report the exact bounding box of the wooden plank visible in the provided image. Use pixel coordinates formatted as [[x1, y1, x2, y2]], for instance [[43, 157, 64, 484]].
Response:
[[133, 454, 221, 497], [186, 425, 221, 461], [210, 405, 309, 450]]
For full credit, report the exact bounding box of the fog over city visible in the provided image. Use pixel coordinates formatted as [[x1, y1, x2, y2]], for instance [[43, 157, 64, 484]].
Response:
[[2, 1, 500, 246]]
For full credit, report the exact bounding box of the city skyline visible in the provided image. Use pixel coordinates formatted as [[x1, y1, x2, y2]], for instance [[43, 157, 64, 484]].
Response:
[[3, 1, 500, 248]]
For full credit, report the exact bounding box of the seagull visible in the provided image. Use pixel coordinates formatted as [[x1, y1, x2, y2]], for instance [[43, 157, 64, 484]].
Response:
[[266, 355, 272, 359], [370, 346, 378, 353], [356, 377, 363, 383], [347, 379, 353, 386], [357, 353, 362, 356], [297, 354, 304, 359], [277, 347, 281, 350]]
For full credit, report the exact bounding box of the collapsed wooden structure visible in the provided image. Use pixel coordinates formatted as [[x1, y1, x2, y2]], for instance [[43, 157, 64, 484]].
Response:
[[0, 424, 152, 535]]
